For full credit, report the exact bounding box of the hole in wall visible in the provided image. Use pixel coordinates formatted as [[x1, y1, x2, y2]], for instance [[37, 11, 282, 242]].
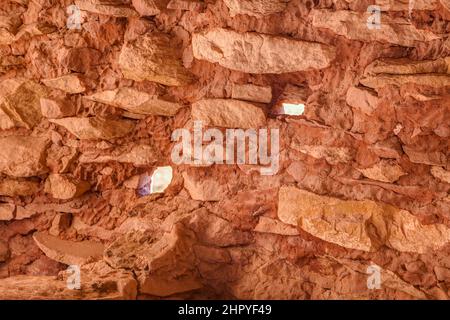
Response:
[[281, 103, 305, 116], [137, 166, 173, 196]]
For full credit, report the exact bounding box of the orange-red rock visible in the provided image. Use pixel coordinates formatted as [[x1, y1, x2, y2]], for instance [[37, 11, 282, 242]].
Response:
[[223, 0, 289, 17], [75, 0, 138, 17], [0, 179, 40, 196], [192, 28, 336, 73], [49, 117, 134, 140], [119, 34, 193, 86], [311, 10, 440, 47], [132, 0, 169, 16], [85, 88, 183, 116], [49, 213, 72, 236], [33, 232, 104, 265], [357, 160, 407, 183], [0, 79, 47, 129], [192, 99, 266, 128], [42, 74, 86, 94], [40, 98, 76, 119], [0, 262, 137, 299], [231, 84, 272, 104], [1, 0, 449, 301], [0, 204, 15, 221], [278, 186, 450, 253], [44, 174, 90, 200]]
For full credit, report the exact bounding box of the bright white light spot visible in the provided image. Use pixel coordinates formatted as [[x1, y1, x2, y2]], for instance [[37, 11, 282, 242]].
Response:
[[150, 166, 173, 194], [282, 103, 305, 116], [393, 124, 403, 135]]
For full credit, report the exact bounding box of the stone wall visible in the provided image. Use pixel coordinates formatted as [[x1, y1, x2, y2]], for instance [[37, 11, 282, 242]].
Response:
[[0, 0, 449, 299]]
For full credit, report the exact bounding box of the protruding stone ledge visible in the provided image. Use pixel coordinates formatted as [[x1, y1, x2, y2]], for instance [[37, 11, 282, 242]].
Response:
[[44, 174, 91, 200], [290, 143, 353, 164], [342, 0, 438, 11], [49, 117, 135, 140], [119, 34, 194, 86], [42, 74, 86, 94], [192, 28, 336, 74], [431, 166, 450, 184], [311, 9, 440, 47]]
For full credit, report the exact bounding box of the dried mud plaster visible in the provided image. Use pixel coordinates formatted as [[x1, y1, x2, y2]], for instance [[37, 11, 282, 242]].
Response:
[[0, 0, 449, 300]]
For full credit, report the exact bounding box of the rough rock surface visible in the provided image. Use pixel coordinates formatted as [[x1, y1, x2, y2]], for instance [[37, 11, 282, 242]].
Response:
[[361, 58, 450, 89], [75, 0, 138, 17], [231, 84, 272, 104], [193, 28, 336, 73], [223, 0, 289, 17], [0, 204, 15, 221], [85, 88, 183, 116], [42, 74, 86, 94], [311, 10, 440, 47], [0, 136, 49, 177], [278, 186, 450, 253], [0, 179, 40, 197], [49, 117, 135, 140], [357, 160, 407, 183], [44, 174, 90, 200], [0, 0, 449, 301], [119, 34, 193, 86], [0, 79, 47, 129], [192, 98, 266, 128], [0, 261, 137, 299], [40, 98, 77, 119], [33, 232, 104, 265]]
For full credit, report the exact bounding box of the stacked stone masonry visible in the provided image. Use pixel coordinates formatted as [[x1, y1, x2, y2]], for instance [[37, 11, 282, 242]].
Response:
[[0, 0, 449, 300]]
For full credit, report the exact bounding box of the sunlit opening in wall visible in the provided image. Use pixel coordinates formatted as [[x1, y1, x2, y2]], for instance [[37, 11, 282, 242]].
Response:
[[150, 166, 173, 194], [282, 103, 305, 116]]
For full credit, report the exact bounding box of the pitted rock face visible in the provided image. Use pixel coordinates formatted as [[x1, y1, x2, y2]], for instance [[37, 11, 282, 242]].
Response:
[[0, 0, 449, 301]]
